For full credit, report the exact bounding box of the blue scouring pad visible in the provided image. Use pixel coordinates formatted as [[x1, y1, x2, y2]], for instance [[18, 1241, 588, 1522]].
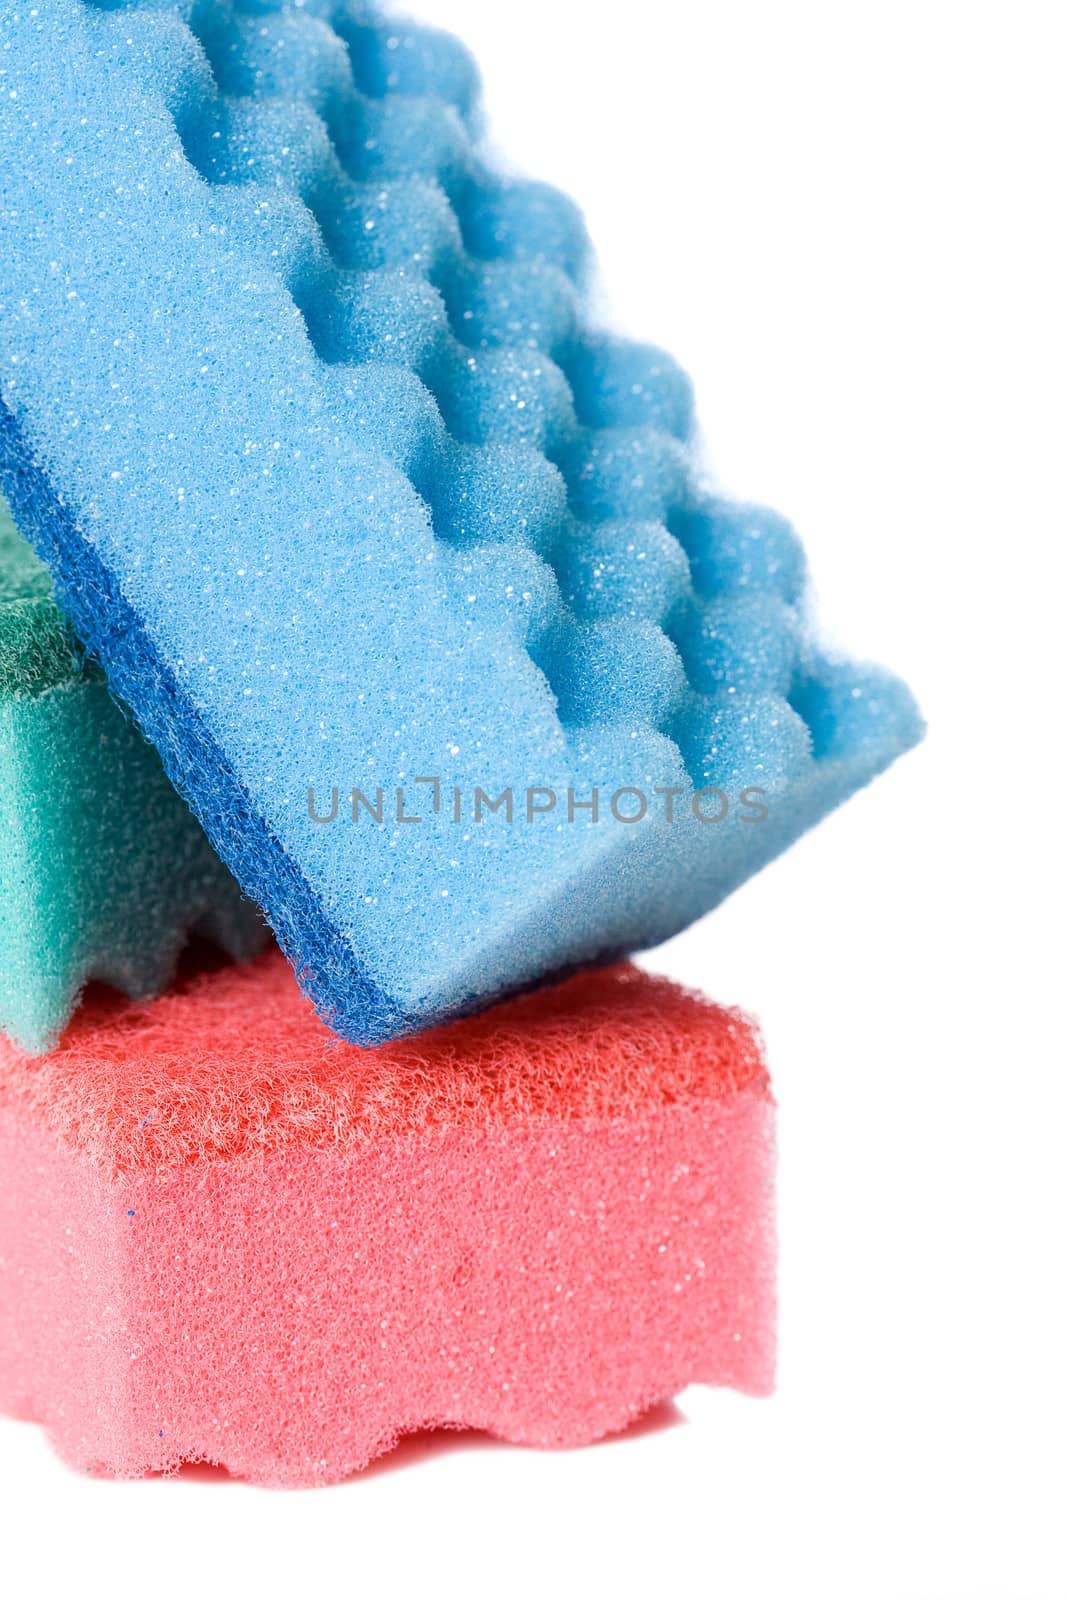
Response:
[[0, 0, 923, 1043]]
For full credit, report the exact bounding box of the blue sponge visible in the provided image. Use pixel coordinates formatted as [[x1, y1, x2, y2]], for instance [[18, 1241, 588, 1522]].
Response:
[[0, 0, 923, 1043]]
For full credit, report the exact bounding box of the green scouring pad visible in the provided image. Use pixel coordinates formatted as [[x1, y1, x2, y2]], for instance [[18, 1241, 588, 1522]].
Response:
[[0, 496, 265, 1053]]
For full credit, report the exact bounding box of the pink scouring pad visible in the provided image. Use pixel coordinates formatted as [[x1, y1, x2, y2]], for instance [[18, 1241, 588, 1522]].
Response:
[[0, 948, 775, 1487]]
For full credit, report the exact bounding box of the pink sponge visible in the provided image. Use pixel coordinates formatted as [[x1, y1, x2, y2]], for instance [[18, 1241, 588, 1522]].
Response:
[[0, 949, 775, 1486]]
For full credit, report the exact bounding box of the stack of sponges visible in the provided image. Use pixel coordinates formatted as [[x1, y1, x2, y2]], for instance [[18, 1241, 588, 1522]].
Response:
[[0, 0, 920, 1482]]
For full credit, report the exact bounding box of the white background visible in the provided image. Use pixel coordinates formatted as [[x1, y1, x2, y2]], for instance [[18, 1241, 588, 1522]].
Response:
[[2, 2, 1064, 1596]]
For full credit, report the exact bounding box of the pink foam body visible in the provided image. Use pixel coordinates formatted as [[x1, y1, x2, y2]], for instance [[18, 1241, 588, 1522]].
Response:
[[0, 950, 775, 1486]]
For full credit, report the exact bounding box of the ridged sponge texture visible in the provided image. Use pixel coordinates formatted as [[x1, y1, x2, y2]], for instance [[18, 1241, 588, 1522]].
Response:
[[0, 0, 923, 1043], [0, 949, 775, 1486], [0, 498, 265, 1053]]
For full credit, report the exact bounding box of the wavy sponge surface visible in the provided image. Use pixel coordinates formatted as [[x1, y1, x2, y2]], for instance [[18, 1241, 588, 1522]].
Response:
[[0, 0, 923, 1043], [0, 497, 264, 1053], [0, 948, 775, 1486]]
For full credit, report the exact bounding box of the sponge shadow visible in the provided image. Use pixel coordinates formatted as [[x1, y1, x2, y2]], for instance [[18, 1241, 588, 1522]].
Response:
[[358, 1397, 687, 1483], [165, 1398, 686, 1489]]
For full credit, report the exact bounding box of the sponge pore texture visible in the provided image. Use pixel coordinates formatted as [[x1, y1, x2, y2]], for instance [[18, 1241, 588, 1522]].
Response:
[[0, 497, 264, 1053], [0, 0, 923, 1042], [0, 949, 775, 1486]]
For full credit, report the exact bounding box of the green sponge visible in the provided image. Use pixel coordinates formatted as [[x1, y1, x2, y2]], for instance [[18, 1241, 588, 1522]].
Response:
[[0, 498, 265, 1053]]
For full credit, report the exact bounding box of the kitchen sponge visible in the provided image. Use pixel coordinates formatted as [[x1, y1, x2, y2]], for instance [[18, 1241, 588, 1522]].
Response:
[[0, 947, 775, 1486], [0, 497, 264, 1053], [0, 1, 923, 1044]]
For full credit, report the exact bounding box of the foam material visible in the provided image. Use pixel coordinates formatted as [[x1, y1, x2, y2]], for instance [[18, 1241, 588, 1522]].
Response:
[[0, 948, 775, 1486], [0, 1, 924, 1043], [0, 496, 264, 1053]]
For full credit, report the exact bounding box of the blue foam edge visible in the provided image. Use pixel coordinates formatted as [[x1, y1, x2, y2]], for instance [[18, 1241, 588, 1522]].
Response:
[[0, 400, 411, 1045]]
